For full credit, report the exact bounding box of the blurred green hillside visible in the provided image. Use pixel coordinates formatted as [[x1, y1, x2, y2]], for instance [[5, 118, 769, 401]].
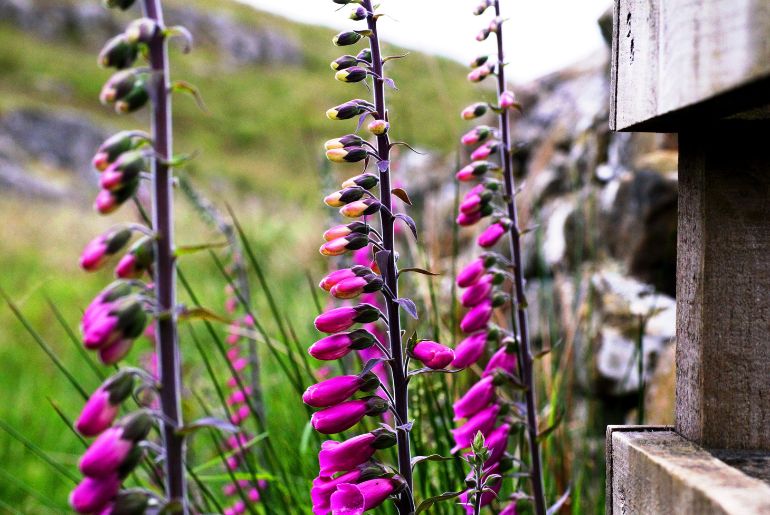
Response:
[[0, 0, 477, 510]]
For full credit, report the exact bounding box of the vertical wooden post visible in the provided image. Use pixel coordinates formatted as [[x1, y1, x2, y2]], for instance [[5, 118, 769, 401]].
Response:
[[676, 122, 770, 450]]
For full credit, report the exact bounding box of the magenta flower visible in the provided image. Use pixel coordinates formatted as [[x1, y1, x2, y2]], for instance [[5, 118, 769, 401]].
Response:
[[312, 461, 385, 515], [460, 274, 493, 307], [331, 275, 383, 300], [457, 258, 487, 288], [331, 477, 404, 514], [483, 347, 518, 376], [453, 375, 495, 420], [329, 483, 364, 514], [452, 332, 488, 368], [451, 404, 500, 452], [79, 228, 132, 271], [485, 423, 512, 465], [460, 126, 492, 146], [98, 337, 133, 365], [303, 373, 378, 408], [499, 501, 518, 515], [309, 329, 376, 361], [470, 141, 498, 161], [318, 430, 396, 477], [459, 477, 501, 513], [76, 372, 134, 437], [78, 427, 135, 477], [460, 299, 493, 333], [477, 221, 507, 248], [411, 341, 455, 370], [499, 89, 517, 109], [311, 397, 387, 434], [319, 268, 358, 291], [314, 304, 381, 333], [69, 474, 121, 514], [322, 221, 369, 242], [320, 234, 369, 256], [457, 210, 483, 227]]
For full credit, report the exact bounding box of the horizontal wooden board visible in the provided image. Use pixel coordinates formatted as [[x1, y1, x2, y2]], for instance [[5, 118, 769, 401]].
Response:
[[611, 0, 770, 131]]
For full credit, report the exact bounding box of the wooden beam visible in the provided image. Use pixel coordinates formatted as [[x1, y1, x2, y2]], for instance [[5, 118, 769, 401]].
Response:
[[611, 0, 770, 131], [607, 427, 770, 514], [676, 122, 770, 450]]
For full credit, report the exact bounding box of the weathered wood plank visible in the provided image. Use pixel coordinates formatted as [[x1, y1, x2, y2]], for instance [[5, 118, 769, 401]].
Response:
[[611, 0, 770, 131], [676, 122, 770, 450], [607, 428, 770, 514]]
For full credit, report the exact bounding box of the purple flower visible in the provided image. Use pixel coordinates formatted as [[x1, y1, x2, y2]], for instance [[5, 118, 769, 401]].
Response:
[[477, 221, 507, 248], [330, 477, 404, 513], [457, 210, 483, 227], [451, 404, 500, 452], [309, 329, 377, 361], [80, 229, 132, 271], [453, 376, 495, 420], [485, 423, 511, 465], [461, 274, 493, 307], [460, 299, 493, 333], [314, 304, 381, 334], [303, 373, 378, 408], [69, 474, 120, 514], [78, 427, 135, 477], [411, 341, 455, 370], [483, 347, 517, 376], [457, 258, 486, 288], [76, 372, 134, 437], [311, 397, 388, 434], [318, 430, 396, 477], [452, 332, 488, 368]]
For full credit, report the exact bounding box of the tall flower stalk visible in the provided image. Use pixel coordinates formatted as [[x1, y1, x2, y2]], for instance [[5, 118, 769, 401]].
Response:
[[308, 1, 455, 513], [453, 1, 547, 513], [72, 0, 194, 511]]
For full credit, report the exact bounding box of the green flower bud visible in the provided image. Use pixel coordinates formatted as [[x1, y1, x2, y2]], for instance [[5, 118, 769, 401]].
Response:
[[335, 66, 368, 83], [333, 31, 363, 46], [114, 80, 149, 113], [470, 55, 489, 69], [331, 55, 359, 70], [109, 490, 150, 515], [98, 35, 139, 70], [326, 101, 369, 120], [356, 48, 372, 63], [350, 6, 367, 20]]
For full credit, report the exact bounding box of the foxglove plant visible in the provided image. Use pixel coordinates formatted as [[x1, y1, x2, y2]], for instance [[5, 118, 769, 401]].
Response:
[[72, 0, 196, 511], [452, 1, 548, 513], [307, 1, 456, 513]]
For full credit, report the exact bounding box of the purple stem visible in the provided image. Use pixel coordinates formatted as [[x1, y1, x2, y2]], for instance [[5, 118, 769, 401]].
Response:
[[492, 2, 547, 513], [362, 1, 414, 512], [142, 0, 187, 508]]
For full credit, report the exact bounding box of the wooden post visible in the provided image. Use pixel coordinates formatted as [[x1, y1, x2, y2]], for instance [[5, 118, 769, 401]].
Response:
[[677, 123, 770, 450], [608, 0, 770, 512]]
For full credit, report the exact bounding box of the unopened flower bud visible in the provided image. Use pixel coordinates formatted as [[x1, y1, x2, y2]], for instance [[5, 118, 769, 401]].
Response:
[[356, 48, 372, 63], [467, 64, 493, 83], [309, 329, 377, 360], [335, 66, 368, 83], [105, 490, 150, 515], [492, 292, 509, 307], [332, 0, 362, 4], [333, 31, 363, 46], [324, 187, 366, 207], [99, 69, 142, 105], [342, 173, 379, 190], [124, 18, 160, 44], [367, 119, 389, 135], [350, 6, 368, 20], [94, 180, 140, 215], [103, 0, 135, 9], [326, 101, 370, 120], [461, 126, 493, 146], [320, 233, 369, 256], [92, 131, 150, 172], [80, 228, 132, 271], [499, 89, 518, 109], [456, 160, 498, 182], [411, 341, 455, 370], [330, 55, 359, 70], [461, 102, 488, 120], [488, 17, 502, 34], [476, 28, 490, 41], [470, 55, 489, 68], [340, 198, 380, 218], [314, 304, 381, 333], [100, 150, 147, 190], [471, 141, 500, 161], [114, 81, 149, 114], [75, 371, 135, 437], [478, 220, 509, 248], [330, 273, 383, 299], [326, 146, 368, 163], [473, 0, 493, 15], [98, 35, 138, 69], [115, 236, 154, 278], [323, 221, 369, 241]]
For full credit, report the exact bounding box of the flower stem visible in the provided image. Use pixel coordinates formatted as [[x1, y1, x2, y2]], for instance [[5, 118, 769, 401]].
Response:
[[492, 2, 546, 513], [142, 0, 187, 509], [362, 2, 414, 512]]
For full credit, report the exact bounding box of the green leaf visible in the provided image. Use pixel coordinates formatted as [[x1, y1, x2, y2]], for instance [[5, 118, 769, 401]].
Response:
[[174, 240, 229, 257], [398, 266, 440, 277], [537, 409, 565, 442], [170, 80, 208, 113], [414, 490, 465, 513], [164, 25, 193, 53], [411, 454, 455, 469], [178, 306, 232, 325], [177, 416, 239, 436], [191, 433, 268, 474]]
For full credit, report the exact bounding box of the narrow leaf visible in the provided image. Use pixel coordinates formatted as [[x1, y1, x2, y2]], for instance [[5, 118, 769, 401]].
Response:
[[375, 250, 391, 280], [391, 188, 412, 205], [547, 487, 572, 515], [407, 367, 463, 378], [415, 490, 465, 513], [164, 25, 193, 53], [411, 454, 455, 469], [0, 419, 79, 484], [170, 80, 208, 113], [174, 240, 229, 257], [398, 266, 439, 277], [177, 417, 239, 436], [395, 297, 418, 319], [537, 409, 565, 442], [178, 306, 231, 324], [360, 358, 387, 377], [382, 52, 409, 63], [383, 77, 398, 90], [394, 213, 418, 240]]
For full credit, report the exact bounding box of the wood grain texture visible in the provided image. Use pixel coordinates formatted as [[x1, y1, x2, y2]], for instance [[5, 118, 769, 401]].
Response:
[[611, 0, 770, 131], [676, 123, 770, 450], [608, 429, 770, 514]]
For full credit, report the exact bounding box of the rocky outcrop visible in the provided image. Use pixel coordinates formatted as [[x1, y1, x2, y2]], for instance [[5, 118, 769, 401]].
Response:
[[0, 0, 302, 66]]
